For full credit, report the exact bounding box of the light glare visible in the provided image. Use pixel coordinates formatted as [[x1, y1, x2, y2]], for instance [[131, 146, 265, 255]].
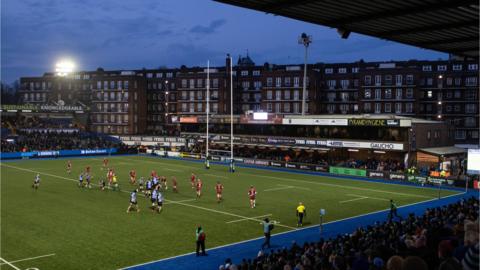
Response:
[[55, 60, 75, 76]]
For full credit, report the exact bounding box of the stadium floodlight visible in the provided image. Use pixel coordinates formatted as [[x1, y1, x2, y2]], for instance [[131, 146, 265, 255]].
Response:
[[55, 59, 75, 76], [298, 33, 312, 116]]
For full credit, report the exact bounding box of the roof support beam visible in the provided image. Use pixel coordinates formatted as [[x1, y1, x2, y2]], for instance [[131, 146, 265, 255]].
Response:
[[323, 0, 478, 25], [416, 36, 479, 46], [375, 20, 477, 37]]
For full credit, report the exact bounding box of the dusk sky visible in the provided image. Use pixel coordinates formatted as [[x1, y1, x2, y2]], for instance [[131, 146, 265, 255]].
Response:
[[1, 0, 448, 84]]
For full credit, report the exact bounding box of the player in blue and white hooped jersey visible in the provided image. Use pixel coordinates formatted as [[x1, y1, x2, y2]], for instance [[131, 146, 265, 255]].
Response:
[[145, 179, 153, 197], [150, 186, 158, 211], [78, 173, 84, 188], [126, 189, 140, 213], [32, 174, 41, 189], [156, 190, 164, 213], [152, 176, 159, 189]]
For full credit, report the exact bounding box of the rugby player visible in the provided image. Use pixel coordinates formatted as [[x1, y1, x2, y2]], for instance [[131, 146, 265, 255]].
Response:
[[66, 160, 72, 174], [126, 189, 140, 213], [248, 186, 257, 208], [215, 181, 224, 203], [156, 190, 164, 213], [190, 173, 196, 189], [150, 186, 158, 211], [196, 178, 203, 199], [78, 173, 84, 188], [129, 169, 136, 185], [32, 174, 41, 189], [172, 176, 178, 193]]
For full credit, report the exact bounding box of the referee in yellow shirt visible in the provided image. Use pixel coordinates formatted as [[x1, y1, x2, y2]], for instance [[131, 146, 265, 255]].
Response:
[[296, 202, 306, 227]]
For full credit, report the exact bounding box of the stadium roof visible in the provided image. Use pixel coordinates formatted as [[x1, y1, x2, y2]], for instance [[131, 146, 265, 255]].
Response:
[[419, 146, 467, 156], [215, 0, 479, 58]]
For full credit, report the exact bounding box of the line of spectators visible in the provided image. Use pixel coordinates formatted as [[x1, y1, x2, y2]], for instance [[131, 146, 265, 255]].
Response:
[[1, 131, 123, 152], [220, 197, 479, 270], [182, 143, 404, 172]]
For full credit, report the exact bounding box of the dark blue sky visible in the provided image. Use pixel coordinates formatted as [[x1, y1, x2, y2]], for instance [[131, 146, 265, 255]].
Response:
[[1, 0, 447, 84]]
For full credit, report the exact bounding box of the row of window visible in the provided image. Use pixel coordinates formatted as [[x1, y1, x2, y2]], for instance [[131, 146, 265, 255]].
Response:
[[93, 114, 134, 123], [325, 67, 359, 74], [145, 72, 174, 78], [453, 130, 478, 140], [265, 90, 307, 100], [95, 103, 129, 113], [95, 91, 134, 101], [364, 88, 414, 99], [420, 104, 477, 113], [94, 125, 131, 134], [266, 77, 307, 87], [180, 79, 219, 89], [180, 103, 219, 113], [363, 103, 414, 114], [180, 90, 219, 100], [265, 103, 305, 113], [364, 74, 414, 86], [422, 64, 478, 72], [422, 90, 477, 99]]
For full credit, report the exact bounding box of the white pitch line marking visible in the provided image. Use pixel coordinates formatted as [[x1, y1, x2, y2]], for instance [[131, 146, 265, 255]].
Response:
[[0, 253, 56, 266], [264, 186, 294, 192], [0, 258, 21, 270], [347, 194, 390, 201], [164, 198, 196, 205], [226, 214, 272, 224], [278, 184, 311, 191], [339, 197, 368, 204], [202, 173, 228, 179], [1, 164, 297, 230]]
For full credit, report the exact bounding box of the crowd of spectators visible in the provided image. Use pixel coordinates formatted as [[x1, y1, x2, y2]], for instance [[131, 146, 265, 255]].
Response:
[[1, 131, 123, 152], [2, 115, 78, 130], [184, 143, 404, 172], [220, 197, 479, 270]]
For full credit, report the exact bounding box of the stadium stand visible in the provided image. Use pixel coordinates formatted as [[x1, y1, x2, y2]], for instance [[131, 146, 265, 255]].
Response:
[[220, 197, 479, 270]]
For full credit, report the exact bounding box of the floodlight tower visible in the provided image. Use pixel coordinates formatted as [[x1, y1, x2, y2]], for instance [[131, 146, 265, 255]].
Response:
[[298, 33, 312, 116], [55, 60, 75, 76]]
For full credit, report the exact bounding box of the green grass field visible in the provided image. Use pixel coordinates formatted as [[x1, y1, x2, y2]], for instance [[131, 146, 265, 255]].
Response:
[[1, 155, 460, 270]]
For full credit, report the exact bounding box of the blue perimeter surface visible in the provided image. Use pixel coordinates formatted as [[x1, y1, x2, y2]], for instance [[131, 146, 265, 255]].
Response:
[[122, 157, 479, 270]]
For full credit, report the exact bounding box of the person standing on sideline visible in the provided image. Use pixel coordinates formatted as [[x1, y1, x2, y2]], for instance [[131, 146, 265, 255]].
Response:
[[296, 202, 306, 227], [261, 218, 274, 249], [195, 226, 207, 256], [389, 199, 401, 221]]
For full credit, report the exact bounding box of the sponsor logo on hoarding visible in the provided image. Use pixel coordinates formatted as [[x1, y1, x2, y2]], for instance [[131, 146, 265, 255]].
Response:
[[368, 171, 385, 178], [370, 143, 395, 150], [270, 162, 283, 167], [389, 173, 406, 180]]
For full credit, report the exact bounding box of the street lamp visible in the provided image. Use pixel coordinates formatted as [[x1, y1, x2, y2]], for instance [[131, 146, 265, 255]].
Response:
[[298, 33, 312, 116]]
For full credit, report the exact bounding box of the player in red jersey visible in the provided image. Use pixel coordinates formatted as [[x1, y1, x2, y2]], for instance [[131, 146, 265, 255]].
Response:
[[151, 170, 158, 178], [103, 158, 108, 170], [248, 186, 257, 208], [172, 176, 178, 193], [85, 166, 91, 174], [107, 168, 114, 185], [215, 181, 224, 203], [190, 173, 196, 189], [129, 170, 136, 185], [161, 176, 168, 190], [66, 160, 72, 174], [196, 178, 203, 199]]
